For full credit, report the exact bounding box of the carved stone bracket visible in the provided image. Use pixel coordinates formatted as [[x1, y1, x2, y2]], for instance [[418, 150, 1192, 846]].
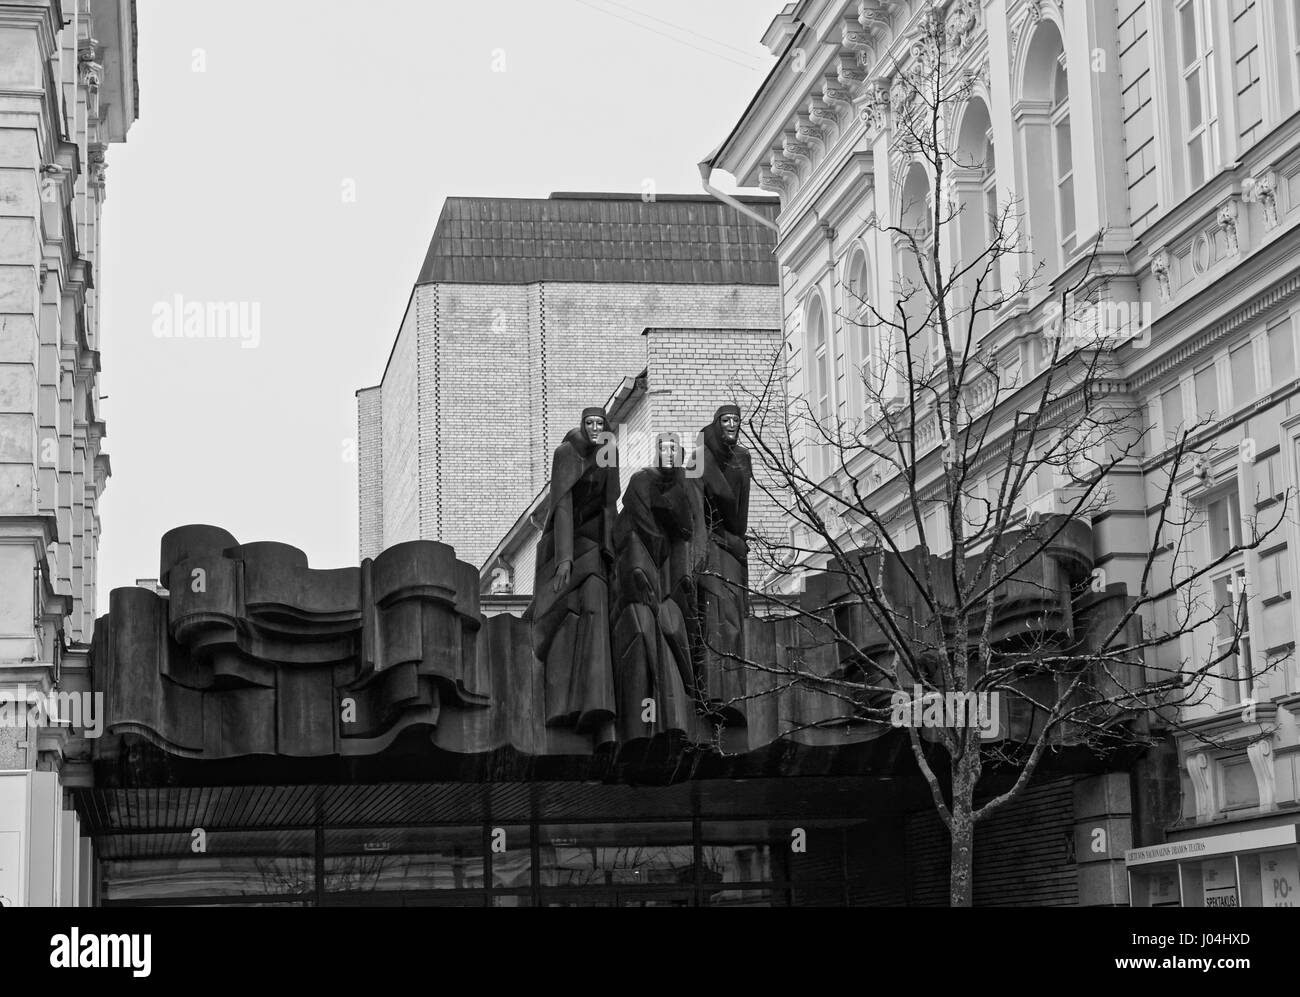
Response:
[[842, 20, 873, 52], [823, 81, 853, 112], [858, 0, 892, 30], [78, 39, 102, 89], [39, 163, 66, 203], [837, 53, 867, 89], [1242, 170, 1279, 230], [808, 96, 838, 130], [1218, 198, 1240, 257], [795, 115, 825, 146], [770, 153, 800, 180], [1246, 738, 1277, 811], [1150, 247, 1172, 304], [87, 144, 107, 190], [1186, 750, 1217, 820], [783, 137, 813, 164], [758, 167, 787, 195]]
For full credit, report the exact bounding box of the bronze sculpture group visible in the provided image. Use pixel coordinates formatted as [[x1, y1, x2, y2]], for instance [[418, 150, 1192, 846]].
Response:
[[530, 405, 751, 742]]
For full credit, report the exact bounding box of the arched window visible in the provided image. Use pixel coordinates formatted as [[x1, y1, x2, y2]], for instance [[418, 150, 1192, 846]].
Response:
[[845, 247, 874, 404], [1020, 19, 1075, 276], [983, 135, 1000, 298], [1051, 57, 1075, 258], [897, 163, 935, 375], [955, 97, 998, 340], [805, 294, 831, 475]]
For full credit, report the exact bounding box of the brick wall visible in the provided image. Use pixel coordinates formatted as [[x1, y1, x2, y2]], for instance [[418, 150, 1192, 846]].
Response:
[[432, 282, 533, 566], [643, 326, 785, 583], [499, 325, 784, 598], [359, 281, 781, 568], [378, 299, 418, 549], [356, 386, 382, 559]]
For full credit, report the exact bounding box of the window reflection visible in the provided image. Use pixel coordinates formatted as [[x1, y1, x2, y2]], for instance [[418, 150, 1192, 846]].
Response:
[[323, 826, 484, 892], [538, 822, 693, 887]]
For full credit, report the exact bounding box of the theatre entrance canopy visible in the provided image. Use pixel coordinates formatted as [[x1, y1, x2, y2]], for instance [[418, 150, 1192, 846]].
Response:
[[70, 522, 1143, 905]]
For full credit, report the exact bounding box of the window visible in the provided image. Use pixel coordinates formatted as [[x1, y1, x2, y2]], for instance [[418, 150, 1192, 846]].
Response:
[[807, 295, 831, 476], [1194, 364, 1219, 423], [983, 135, 1001, 299], [1206, 487, 1254, 705], [845, 249, 875, 404], [1212, 569, 1255, 705], [1050, 57, 1075, 259], [1161, 384, 1184, 442], [1229, 342, 1255, 406], [897, 164, 936, 373], [1267, 319, 1296, 386], [1231, 0, 1262, 149], [1176, 0, 1216, 190]]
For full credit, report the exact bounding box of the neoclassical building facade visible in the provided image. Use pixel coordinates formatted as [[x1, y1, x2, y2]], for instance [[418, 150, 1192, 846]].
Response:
[[704, 0, 1300, 905], [0, 0, 137, 906]]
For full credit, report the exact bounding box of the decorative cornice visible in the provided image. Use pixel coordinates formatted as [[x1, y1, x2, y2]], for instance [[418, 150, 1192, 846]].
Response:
[[808, 95, 838, 130], [758, 167, 787, 195], [823, 80, 853, 111], [1130, 268, 1300, 391], [795, 115, 825, 145], [857, 0, 893, 31], [783, 136, 813, 163], [770, 153, 800, 179], [842, 19, 873, 53], [837, 52, 867, 88]]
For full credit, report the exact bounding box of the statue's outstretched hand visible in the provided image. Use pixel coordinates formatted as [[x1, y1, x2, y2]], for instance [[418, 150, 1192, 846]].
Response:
[[553, 560, 572, 592]]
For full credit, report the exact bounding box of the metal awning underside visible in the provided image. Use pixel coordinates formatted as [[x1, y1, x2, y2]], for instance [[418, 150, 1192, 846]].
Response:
[[73, 775, 902, 842]]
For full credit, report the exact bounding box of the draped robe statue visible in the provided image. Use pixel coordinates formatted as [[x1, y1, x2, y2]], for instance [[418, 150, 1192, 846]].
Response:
[[688, 404, 751, 722], [611, 434, 696, 741], [530, 407, 619, 734]]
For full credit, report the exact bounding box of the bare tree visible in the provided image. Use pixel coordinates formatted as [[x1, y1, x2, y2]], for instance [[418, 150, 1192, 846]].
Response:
[[707, 5, 1291, 907]]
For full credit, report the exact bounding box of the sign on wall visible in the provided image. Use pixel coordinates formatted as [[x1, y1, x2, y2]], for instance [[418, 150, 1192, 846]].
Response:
[[1202, 858, 1239, 908], [1261, 850, 1299, 908]]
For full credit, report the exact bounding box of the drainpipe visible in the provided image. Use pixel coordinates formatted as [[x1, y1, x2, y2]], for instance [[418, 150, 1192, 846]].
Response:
[[697, 161, 780, 232]]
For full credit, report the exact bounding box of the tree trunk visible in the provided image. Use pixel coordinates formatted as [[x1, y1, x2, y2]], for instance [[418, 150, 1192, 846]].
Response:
[[949, 759, 978, 907]]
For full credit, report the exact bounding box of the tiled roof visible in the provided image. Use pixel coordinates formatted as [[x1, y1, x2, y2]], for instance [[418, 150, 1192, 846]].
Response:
[[416, 192, 779, 285]]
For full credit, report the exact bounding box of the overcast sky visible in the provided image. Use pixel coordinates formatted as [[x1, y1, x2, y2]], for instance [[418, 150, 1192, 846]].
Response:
[[97, 0, 778, 595]]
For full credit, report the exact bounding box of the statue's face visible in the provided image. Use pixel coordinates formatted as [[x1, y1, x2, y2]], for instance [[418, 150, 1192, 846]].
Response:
[[720, 413, 740, 441], [583, 415, 606, 442], [657, 438, 680, 469]]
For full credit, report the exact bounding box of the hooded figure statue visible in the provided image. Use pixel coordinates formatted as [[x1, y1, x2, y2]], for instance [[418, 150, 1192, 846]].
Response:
[[611, 432, 697, 741], [687, 404, 751, 723], [530, 407, 619, 734]]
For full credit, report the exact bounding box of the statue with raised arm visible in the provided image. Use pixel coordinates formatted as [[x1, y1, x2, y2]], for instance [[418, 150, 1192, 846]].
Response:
[[530, 407, 619, 734], [611, 433, 696, 741], [688, 404, 751, 722]]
